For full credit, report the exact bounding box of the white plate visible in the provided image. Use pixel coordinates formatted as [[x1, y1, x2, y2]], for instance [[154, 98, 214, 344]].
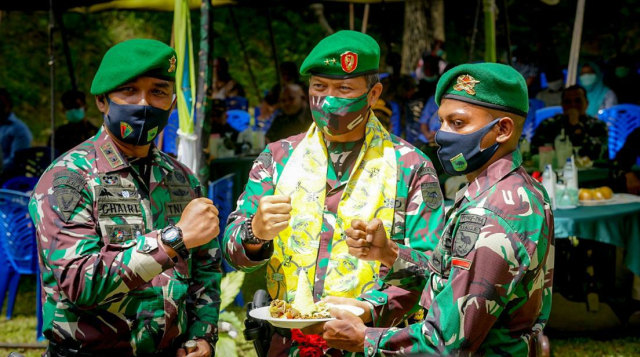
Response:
[[248, 304, 364, 329]]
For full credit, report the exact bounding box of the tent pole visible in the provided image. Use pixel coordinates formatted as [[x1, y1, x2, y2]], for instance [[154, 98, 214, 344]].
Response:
[[228, 7, 261, 101], [48, 0, 56, 162], [361, 4, 369, 34], [55, 9, 77, 91], [566, 0, 585, 86], [195, 0, 212, 182], [266, 6, 280, 89]]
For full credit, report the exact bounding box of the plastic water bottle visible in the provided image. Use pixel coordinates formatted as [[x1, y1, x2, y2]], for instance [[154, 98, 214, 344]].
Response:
[[563, 156, 579, 206], [542, 164, 557, 210]]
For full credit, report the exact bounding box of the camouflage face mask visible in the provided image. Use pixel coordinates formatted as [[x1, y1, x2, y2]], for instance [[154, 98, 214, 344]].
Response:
[[435, 118, 501, 176], [309, 92, 370, 136]]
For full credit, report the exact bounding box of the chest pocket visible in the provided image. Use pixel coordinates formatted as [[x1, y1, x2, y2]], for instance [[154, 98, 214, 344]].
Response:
[[95, 178, 146, 245], [164, 171, 194, 225]]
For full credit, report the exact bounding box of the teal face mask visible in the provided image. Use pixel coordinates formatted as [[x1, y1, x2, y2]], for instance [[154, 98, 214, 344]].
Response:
[[309, 92, 370, 136], [66, 108, 85, 123], [579, 73, 597, 88]]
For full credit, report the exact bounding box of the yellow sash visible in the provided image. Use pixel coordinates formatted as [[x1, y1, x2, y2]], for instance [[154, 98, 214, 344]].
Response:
[[266, 113, 397, 301]]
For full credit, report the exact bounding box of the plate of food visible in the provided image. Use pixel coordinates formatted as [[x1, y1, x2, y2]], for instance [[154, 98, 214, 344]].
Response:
[[578, 187, 615, 206], [249, 300, 364, 329], [249, 269, 364, 329]]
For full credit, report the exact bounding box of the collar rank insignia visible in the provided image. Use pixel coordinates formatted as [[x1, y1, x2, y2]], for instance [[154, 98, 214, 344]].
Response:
[[168, 55, 177, 73], [340, 51, 358, 73], [453, 74, 480, 95]]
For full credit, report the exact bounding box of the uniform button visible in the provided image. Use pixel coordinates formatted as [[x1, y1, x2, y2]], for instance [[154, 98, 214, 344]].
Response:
[[378, 297, 384, 302], [142, 244, 151, 252], [368, 346, 374, 356]]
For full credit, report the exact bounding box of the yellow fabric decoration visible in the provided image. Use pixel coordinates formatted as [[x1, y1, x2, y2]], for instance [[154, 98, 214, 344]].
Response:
[[266, 113, 397, 301]]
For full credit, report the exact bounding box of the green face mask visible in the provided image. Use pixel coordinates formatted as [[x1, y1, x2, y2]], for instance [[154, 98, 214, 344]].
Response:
[[66, 108, 85, 123], [309, 92, 369, 136]]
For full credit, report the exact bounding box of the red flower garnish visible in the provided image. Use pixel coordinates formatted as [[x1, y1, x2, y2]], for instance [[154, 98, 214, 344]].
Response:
[[291, 329, 328, 357]]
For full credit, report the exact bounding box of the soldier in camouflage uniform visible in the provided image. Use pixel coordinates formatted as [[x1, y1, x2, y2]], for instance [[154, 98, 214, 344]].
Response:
[[29, 39, 222, 356], [322, 63, 555, 355], [223, 31, 444, 356]]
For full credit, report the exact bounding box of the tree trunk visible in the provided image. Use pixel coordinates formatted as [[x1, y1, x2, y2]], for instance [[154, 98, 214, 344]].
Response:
[[401, 0, 430, 75], [431, 0, 445, 43]]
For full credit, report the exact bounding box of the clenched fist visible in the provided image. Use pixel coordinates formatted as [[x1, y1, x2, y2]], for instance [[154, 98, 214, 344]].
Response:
[[345, 218, 398, 267], [176, 198, 220, 249], [251, 195, 292, 241]]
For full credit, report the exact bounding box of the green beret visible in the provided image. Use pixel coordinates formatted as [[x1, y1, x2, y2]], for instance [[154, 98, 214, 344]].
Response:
[[435, 62, 529, 117], [300, 30, 380, 79], [90, 39, 177, 95]]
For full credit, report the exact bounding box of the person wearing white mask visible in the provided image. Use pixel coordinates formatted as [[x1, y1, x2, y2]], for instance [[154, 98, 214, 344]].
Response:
[[579, 62, 618, 117], [536, 66, 565, 107]]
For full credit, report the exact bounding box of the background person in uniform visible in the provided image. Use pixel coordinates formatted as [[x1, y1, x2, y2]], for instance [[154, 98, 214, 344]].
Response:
[[224, 30, 444, 356], [30, 39, 221, 357], [265, 83, 311, 143], [0, 87, 32, 171], [531, 85, 608, 159], [49, 90, 99, 155], [319, 63, 554, 356]]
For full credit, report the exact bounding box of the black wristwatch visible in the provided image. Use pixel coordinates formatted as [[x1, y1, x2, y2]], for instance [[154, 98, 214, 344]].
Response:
[[161, 225, 189, 259]]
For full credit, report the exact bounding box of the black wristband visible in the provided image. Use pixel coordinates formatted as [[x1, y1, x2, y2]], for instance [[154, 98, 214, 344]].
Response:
[[242, 214, 269, 245]]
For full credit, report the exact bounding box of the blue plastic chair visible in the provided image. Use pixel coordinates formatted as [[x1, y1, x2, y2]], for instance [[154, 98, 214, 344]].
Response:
[[389, 101, 402, 137], [226, 109, 251, 133], [207, 174, 244, 306], [1, 176, 39, 192], [522, 98, 546, 141], [534, 106, 563, 131], [0, 189, 43, 340], [598, 104, 640, 160]]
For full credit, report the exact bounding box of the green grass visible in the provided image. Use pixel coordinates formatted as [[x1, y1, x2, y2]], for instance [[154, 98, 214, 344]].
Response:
[[2, 274, 640, 356]]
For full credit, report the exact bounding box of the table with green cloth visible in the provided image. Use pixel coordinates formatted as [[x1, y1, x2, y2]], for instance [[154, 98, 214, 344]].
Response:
[[554, 198, 640, 275]]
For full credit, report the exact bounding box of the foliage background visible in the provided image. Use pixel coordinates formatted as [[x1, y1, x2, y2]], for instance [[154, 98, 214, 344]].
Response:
[[1, 0, 638, 145]]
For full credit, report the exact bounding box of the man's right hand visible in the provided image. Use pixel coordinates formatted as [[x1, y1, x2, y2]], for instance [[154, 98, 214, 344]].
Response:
[[345, 218, 398, 267], [251, 195, 292, 241], [176, 198, 220, 249]]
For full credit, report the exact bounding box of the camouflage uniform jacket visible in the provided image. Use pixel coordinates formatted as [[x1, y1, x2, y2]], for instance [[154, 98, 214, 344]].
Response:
[[223, 131, 445, 321], [364, 150, 554, 356], [29, 127, 222, 354], [530, 113, 608, 159]]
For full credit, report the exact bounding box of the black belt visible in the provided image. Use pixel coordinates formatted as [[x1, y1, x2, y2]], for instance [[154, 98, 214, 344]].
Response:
[[47, 340, 177, 357]]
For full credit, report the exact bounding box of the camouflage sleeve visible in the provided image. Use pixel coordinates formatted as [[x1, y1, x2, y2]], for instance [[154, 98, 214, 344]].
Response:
[[186, 175, 223, 345], [222, 148, 275, 272], [29, 168, 174, 308], [364, 211, 538, 355], [360, 160, 445, 327]]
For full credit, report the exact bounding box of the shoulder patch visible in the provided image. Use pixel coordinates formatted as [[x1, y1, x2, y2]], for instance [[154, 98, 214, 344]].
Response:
[[417, 165, 436, 178], [421, 182, 443, 210], [452, 214, 486, 257], [53, 187, 82, 222], [53, 170, 86, 192]]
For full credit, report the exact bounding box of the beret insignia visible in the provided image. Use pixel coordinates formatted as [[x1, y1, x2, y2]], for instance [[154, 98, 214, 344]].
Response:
[[453, 74, 480, 95]]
